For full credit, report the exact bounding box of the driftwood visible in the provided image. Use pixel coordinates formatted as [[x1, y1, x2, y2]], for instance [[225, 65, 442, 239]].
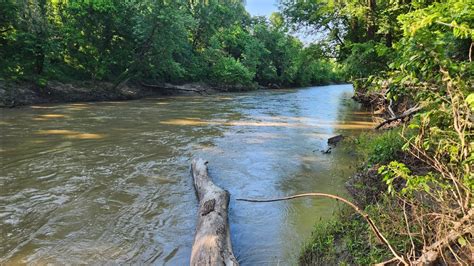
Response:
[[375, 105, 422, 129], [141, 82, 207, 95], [328, 135, 344, 146], [190, 158, 238, 266], [321, 147, 332, 154]]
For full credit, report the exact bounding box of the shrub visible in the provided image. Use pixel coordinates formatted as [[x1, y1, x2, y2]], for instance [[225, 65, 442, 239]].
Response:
[[348, 129, 405, 166], [210, 56, 254, 85]]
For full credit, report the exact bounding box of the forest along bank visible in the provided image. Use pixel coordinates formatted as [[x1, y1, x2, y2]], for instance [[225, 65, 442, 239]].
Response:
[[0, 84, 374, 264], [1, 1, 343, 108]]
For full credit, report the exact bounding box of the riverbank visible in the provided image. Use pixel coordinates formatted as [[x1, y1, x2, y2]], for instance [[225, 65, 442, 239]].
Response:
[[0, 80, 260, 108], [299, 130, 410, 264], [0, 79, 349, 108], [298, 83, 425, 264], [299, 81, 473, 265]]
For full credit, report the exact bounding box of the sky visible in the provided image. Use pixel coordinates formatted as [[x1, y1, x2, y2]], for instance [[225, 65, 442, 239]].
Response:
[[245, 0, 279, 17], [245, 0, 316, 44]]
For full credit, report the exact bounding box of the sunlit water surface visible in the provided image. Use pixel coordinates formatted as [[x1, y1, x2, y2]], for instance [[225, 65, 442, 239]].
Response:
[[0, 84, 374, 265]]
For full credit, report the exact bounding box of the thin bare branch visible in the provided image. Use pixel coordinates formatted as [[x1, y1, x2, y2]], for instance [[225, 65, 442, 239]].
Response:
[[237, 193, 408, 265]]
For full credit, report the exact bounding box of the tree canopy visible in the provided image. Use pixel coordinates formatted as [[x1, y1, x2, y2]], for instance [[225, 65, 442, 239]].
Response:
[[0, 0, 342, 87]]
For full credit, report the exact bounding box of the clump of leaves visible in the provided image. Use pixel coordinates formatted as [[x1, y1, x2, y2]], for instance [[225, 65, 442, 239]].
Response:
[[347, 129, 405, 166], [378, 161, 440, 195]]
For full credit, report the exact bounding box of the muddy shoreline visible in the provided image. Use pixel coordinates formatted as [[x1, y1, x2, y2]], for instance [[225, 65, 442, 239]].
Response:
[[0, 80, 260, 108]]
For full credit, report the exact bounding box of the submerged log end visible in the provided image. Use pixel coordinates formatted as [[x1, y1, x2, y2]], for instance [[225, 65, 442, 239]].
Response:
[[190, 158, 238, 266], [328, 134, 344, 146]]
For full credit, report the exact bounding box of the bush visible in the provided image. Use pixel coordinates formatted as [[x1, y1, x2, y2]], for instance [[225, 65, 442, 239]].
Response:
[[256, 62, 278, 85], [347, 129, 405, 166], [210, 56, 254, 85]]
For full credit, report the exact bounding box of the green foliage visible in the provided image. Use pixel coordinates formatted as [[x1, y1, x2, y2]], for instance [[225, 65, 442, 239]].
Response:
[[349, 129, 405, 166], [281, 0, 433, 79], [367, 130, 405, 165], [467, 93, 474, 111], [378, 161, 440, 195], [399, 0, 474, 39], [210, 56, 253, 85], [377, 0, 473, 197], [286, 0, 473, 263], [0, 0, 341, 87], [296, 59, 337, 85], [300, 195, 429, 265], [300, 208, 393, 265], [342, 41, 391, 79], [294, 43, 342, 85]]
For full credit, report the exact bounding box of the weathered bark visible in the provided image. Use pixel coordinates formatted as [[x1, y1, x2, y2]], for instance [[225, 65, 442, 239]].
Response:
[[190, 158, 238, 266]]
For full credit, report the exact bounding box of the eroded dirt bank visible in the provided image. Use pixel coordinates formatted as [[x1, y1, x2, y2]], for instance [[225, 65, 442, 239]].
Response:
[[0, 81, 255, 107]]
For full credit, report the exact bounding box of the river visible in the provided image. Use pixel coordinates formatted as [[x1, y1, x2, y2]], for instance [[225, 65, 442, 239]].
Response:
[[0, 84, 374, 265]]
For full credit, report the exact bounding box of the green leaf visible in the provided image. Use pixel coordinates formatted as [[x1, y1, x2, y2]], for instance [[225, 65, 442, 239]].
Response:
[[458, 236, 467, 247], [466, 94, 474, 111]]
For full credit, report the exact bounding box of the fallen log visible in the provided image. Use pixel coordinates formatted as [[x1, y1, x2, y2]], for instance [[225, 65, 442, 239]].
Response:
[[328, 134, 344, 146], [190, 158, 238, 266], [141, 82, 207, 94], [375, 105, 422, 129]]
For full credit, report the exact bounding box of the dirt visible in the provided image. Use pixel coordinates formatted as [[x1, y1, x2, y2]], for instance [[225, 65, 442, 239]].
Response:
[[0, 80, 257, 108]]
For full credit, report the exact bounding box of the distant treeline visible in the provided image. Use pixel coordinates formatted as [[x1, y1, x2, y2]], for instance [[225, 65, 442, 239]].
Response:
[[0, 0, 343, 88]]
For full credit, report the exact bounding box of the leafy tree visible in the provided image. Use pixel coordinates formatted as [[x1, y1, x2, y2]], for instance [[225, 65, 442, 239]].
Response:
[[0, 0, 341, 87]]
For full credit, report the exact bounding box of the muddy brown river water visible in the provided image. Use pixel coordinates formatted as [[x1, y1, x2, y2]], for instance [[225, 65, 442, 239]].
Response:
[[0, 84, 375, 265]]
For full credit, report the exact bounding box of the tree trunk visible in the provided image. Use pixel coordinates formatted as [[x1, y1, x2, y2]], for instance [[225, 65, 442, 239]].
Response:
[[367, 0, 377, 40], [190, 158, 238, 266]]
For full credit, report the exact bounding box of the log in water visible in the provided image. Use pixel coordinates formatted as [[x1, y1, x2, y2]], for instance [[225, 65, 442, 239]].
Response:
[[190, 158, 238, 266]]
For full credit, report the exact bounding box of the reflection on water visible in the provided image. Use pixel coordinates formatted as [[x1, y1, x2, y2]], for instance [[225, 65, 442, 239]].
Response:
[[35, 130, 105, 140], [0, 84, 374, 265], [160, 118, 374, 129]]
